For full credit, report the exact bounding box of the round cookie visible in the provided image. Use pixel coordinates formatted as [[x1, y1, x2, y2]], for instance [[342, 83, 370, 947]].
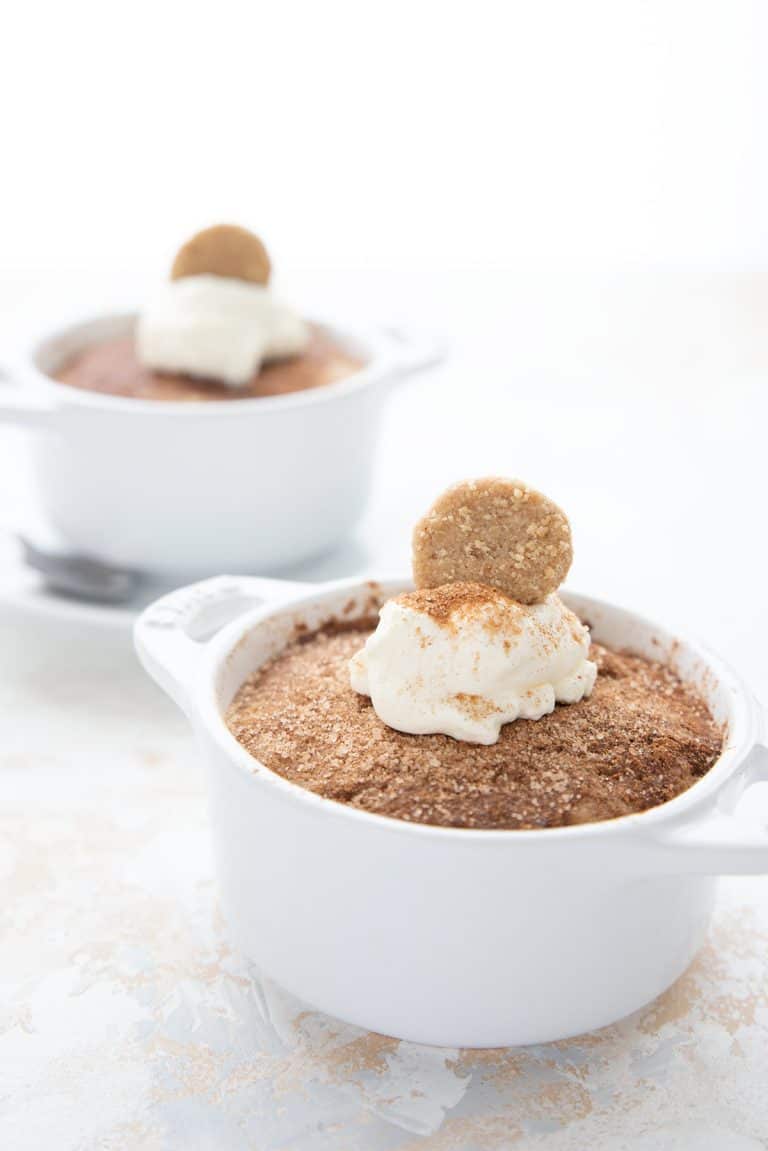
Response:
[[171, 224, 271, 285], [412, 478, 573, 604]]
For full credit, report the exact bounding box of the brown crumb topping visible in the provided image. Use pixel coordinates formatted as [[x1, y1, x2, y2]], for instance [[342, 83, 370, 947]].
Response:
[[396, 581, 525, 636], [54, 326, 364, 403], [225, 626, 723, 831]]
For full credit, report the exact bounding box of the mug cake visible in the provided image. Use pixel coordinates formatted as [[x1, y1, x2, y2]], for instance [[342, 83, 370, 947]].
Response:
[[226, 479, 722, 829]]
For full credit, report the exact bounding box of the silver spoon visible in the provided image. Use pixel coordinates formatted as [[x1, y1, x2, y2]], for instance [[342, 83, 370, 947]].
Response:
[[18, 532, 142, 604]]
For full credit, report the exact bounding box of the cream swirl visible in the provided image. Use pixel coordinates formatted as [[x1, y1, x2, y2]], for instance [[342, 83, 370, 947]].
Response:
[[136, 274, 309, 387], [350, 583, 597, 745]]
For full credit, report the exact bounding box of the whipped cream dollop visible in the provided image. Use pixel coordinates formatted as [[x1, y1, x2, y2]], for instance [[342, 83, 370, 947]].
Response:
[[136, 274, 309, 386], [350, 583, 597, 745]]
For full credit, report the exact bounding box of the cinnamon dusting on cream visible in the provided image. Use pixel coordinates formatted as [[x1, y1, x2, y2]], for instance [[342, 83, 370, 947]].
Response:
[[395, 582, 524, 635]]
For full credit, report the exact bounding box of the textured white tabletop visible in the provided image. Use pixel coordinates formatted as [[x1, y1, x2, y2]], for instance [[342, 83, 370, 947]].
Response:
[[2, 268, 768, 1150]]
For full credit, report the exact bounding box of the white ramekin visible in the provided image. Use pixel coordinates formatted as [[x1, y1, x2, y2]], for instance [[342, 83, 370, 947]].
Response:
[[134, 575, 768, 1048], [0, 313, 432, 575]]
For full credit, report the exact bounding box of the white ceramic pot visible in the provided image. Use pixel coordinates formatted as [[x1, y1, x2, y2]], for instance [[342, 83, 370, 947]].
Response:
[[0, 314, 432, 575], [135, 575, 768, 1048]]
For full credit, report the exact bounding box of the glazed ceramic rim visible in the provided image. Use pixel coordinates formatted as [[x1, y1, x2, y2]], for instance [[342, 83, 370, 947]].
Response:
[[166, 577, 762, 844], [8, 309, 411, 418]]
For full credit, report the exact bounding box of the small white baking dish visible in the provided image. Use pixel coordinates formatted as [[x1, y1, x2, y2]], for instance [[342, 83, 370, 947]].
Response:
[[135, 575, 768, 1047], [0, 314, 434, 574]]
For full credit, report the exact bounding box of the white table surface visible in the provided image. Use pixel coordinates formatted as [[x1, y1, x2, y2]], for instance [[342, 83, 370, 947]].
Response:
[[2, 267, 768, 1150]]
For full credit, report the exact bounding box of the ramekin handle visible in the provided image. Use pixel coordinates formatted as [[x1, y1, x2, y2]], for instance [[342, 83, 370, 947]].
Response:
[[134, 575, 312, 716], [379, 327, 445, 385], [0, 362, 57, 427], [652, 716, 768, 874]]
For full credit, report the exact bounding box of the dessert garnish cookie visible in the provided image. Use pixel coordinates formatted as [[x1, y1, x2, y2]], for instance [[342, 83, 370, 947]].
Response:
[[350, 477, 590, 743], [225, 473, 722, 825], [137, 224, 310, 387], [170, 223, 272, 285], [412, 477, 573, 605]]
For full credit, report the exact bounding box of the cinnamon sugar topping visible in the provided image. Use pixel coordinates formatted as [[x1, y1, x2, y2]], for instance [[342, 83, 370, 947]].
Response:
[[225, 625, 723, 830], [395, 582, 524, 635]]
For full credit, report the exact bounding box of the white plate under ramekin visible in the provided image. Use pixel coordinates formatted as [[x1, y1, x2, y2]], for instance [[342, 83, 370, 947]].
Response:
[[135, 575, 768, 1048], [0, 313, 436, 576]]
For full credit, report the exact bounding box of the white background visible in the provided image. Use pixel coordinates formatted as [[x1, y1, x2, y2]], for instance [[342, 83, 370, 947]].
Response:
[[3, 4, 768, 1148], [2, 0, 767, 686], [1, 0, 767, 276]]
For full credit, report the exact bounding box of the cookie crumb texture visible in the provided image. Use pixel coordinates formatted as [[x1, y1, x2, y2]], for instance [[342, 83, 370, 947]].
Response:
[[412, 478, 573, 605], [226, 627, 723, 830]]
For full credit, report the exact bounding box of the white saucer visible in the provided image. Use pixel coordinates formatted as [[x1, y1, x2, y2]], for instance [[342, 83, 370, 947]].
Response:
[[0, 430, 380, 630], [0, 527, 173, 630], [0, 435, 165, 630], [0, 515, 377, 632]]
